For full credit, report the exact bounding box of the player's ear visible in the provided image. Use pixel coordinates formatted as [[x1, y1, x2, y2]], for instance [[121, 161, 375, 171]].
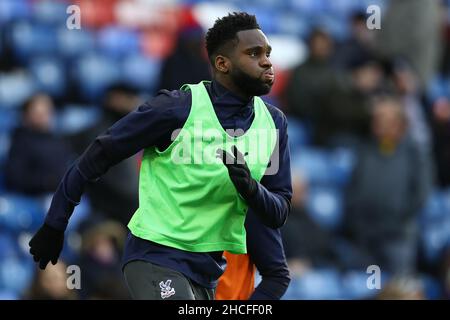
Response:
[[214, 54, 231, 74]]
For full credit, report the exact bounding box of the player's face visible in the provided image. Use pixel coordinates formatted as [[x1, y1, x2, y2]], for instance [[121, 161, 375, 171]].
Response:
[[229, 29, 274, 97]]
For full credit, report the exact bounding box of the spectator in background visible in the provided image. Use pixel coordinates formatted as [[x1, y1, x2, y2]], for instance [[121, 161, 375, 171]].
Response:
[[69, 84, 142, 226], [78, 220, 130, 299], [285, 29, 384, 147], [333, 11, 378, 71], [285, 28, 341, 135], [5, 94, 73, 195], [318, 55, 384, 147], [24, 261, 78, 300], [158, 25, 211, 91], [342, 96, 431, 275]]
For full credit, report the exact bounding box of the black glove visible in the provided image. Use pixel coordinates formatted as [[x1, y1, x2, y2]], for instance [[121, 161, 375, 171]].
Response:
[[29, 223, 65, 270], [216, 145, 258, 200]]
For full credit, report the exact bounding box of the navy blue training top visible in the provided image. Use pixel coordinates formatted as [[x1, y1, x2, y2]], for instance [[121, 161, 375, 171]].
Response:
[[45, 80, 292, 299]]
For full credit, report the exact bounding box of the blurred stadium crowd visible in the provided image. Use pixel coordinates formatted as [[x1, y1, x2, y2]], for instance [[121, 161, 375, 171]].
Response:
[[1, 0, 450, 300]]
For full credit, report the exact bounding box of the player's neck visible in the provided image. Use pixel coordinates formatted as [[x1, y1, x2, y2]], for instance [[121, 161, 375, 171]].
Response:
[[213, 75, 252, 102]]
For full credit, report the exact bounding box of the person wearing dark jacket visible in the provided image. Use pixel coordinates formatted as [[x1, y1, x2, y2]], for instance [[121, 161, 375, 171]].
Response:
[[5, 94, 73, 195], [28, 12, 292, 300], [342, 96, 431, 274]]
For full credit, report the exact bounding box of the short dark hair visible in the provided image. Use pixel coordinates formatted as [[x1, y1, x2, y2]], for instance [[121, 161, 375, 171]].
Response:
[[205, 12, 260, 64]]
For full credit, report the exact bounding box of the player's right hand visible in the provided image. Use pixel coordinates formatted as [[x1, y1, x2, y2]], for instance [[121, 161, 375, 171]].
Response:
[[216, 145, 258, 200], [29, 223, 65, 270]]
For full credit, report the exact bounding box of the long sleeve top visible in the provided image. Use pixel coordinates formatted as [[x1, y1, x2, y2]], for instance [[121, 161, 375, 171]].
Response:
[[44, 80, 292, 293]]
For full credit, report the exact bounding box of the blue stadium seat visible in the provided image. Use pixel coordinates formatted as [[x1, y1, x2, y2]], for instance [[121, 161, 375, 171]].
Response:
[[121, 53, 161, 92], [288, 0, 326, 15], [14, 230, 33, 258], [419, 189, 450, 265], [283, 269, 343, 300], [0, 72, 36, 109], [340, 270, 378, 299], [57, 27, 95, 59], [10, 21, 58, 61], [0, 194, 46, 232], [54, 104, 101, 135], [0, 290, 19, 300], [0, 229, 35, 297], [0, 109, 18, 133], [420, 191, 450, 263], [286, 117, 311, 153], [0, 0, 31, 25], [237, 8, 280, 34], [313, 13, 350, 41], [306, 186, 343, 231], [73, 53, 121, 100], [0, 256, 34, 296], [98, 26, 140, 59], [427, 75, 449, 102], [292, 148, 332, 186], [420, 190, 449, 223], [29, 57, 66, 97], [32, 0, 69, 25], [0, 232, 18, 260], [276, 11, 312, 37], [258, 0, 289, 10], [421, 223, 450, 264], [326, 0, 363, 16], [328, 147, 356, 186]]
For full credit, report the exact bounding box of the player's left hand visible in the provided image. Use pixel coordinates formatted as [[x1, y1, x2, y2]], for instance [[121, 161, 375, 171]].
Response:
[[216, 146, 257, 200]]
